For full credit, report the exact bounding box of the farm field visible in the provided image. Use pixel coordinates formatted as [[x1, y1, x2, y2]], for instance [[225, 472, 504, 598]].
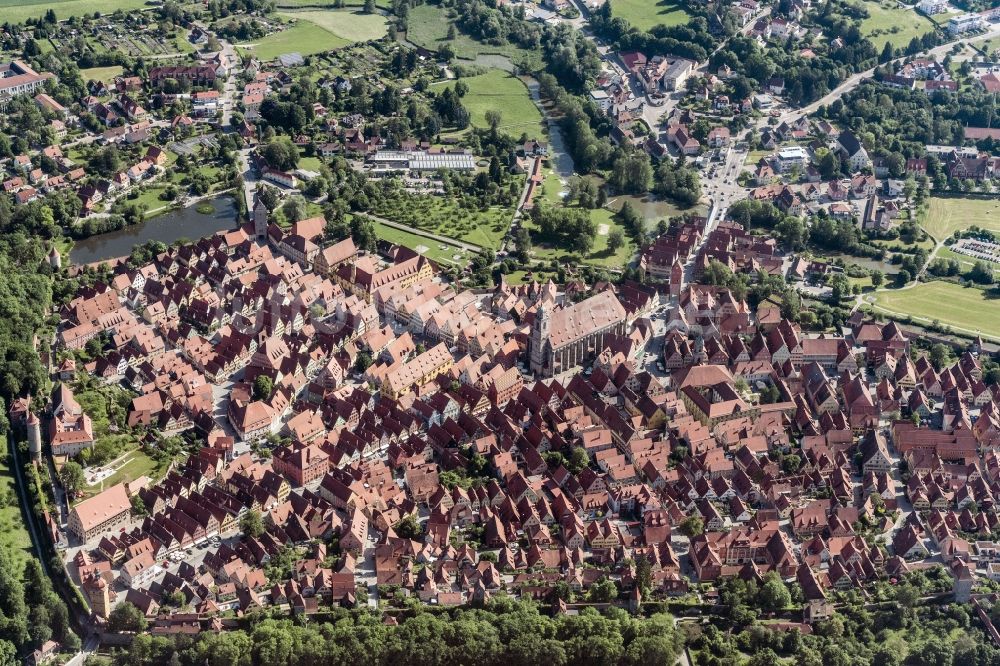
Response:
[[277, 9, 388, 43], [238, 22, 348, 60], [608, 0, 691, 32], [920, 196, 1000, 239], [438, 70, 544, 136], [860, 0, 934, 49], [872, 281, 1000, 338], [2, 0, 150, 25]]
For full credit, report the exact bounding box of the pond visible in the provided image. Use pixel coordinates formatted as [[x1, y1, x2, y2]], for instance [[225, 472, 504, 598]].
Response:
[[69, 195, 238, 265], [471, 54, 516, 73], [608, 194, 706, 229]]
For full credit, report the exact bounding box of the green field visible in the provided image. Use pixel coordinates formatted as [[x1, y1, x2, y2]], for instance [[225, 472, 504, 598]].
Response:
[[239, 11, 388, 60], [872, 281, 1000, 338], [83, 449, 168, 495], [298, 155, 324, 172], [406, 3, 542, 68], [439, 70, 544, 136], [80, 65, 123, 83], [372, 220, 474, 266], [0, 441, 32, 572], [608, 193, 698, 231], [277, 9, 388, 43], [608, 0, 691, 32], [1, 0, 150, 25], [921, 196, 1000, 239], [860, 0, 934, 49]]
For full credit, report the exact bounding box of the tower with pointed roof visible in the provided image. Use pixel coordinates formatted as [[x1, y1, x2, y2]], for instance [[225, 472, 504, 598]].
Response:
[[84, 574, 111, 618], [529, 303, 551, 377], [670, 259, 684, 299]]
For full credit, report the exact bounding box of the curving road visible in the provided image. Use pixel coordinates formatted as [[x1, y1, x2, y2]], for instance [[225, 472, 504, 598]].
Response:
[[780, 24, 1000, 124]]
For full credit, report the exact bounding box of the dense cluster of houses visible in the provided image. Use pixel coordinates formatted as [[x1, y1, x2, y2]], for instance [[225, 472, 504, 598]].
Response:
[[8, 3, 1000, 635], [19, 189, 994, 626], [0, 52, 227, 216]]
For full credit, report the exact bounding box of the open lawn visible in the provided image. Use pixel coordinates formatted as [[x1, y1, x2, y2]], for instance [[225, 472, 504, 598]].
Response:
[[870, 233, 935, 253], [872, 281, 1000, 338], [80, 65, 124, 83], [372, 221, 474, 266], [406, 3, 542, 68], [744, 149, 771, 168], [238, 17, 358, 60], [921, 196, 1000, 239], [82, 449, 169, 495], [438, 70, 544, 136], [860, 0, 934, 50], [129, 184, 174, 215], [277, 9, 388, 43], [298, 155, 324, 172], [0, 441, 32, 572], [524, 206, 636, 269], [608, 0, 691, 32], [2, 0, 150, 24]]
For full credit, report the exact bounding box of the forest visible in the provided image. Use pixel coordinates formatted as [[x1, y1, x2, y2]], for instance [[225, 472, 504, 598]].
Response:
[[84, 586, 1000, 666]]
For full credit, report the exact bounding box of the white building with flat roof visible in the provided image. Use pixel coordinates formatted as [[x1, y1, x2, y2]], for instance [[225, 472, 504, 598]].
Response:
[[775, 146, 809, 172], [589, 89, 612, 112], [916, 0, 948, 15], [947, 13, 983, 35], [367, 150, 476, 174]]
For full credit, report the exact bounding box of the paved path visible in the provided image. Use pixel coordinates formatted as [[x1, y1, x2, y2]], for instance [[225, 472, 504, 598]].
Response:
[[238, 147, 258, 214], [499, 158, 541, 255]]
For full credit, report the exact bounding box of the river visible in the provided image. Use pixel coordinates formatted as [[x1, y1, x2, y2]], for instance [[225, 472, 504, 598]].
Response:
[[523, 77, 575, 178], [69, 195, 238, 265]]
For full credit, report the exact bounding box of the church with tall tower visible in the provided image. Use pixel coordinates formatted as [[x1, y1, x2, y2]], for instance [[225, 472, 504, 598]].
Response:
[[528, 290, 628, 377]]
